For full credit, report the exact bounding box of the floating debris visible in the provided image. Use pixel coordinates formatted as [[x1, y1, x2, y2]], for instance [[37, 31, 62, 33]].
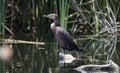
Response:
[[59, 52, 76, 63], [74, 60, 119, 73]]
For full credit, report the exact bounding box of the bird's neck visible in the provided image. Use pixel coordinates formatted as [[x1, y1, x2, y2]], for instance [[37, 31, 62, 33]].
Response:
[[53, 18, 60, 26], [51, 18, 60, 34], [51, 23, 59, 34]]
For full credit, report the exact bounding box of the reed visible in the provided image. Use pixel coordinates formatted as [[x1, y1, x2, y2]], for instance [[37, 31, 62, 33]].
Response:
[[70, 0, 120, 63], [0, 0, 6, 72]]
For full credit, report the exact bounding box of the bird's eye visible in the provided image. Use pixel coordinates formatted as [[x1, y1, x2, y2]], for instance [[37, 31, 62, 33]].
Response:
[[51, 15, 54, 17]]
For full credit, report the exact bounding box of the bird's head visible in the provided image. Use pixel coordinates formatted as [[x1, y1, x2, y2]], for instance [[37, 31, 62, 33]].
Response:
[[43, 14, 58, 20], [43, 13, 60, 25]]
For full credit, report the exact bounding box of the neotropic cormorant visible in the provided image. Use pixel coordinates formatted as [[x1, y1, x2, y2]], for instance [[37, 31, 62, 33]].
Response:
[[43, 14, 84, 52]]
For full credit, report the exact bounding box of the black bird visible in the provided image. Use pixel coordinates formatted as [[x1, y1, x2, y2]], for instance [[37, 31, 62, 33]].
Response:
[[43, 14, 84, 52]]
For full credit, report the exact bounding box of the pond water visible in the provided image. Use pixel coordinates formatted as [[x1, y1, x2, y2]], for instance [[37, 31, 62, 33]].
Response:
[[0, 42, 119, 73]]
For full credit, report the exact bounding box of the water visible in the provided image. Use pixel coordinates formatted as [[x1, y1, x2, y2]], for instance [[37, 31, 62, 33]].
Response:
[[0, 43, 119, 73]]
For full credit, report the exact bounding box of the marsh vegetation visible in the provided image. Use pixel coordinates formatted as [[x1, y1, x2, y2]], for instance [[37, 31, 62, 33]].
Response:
[[0, 0, 120, 73]]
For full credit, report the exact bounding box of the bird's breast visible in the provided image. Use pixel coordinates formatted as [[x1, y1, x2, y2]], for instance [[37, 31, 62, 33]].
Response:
[[50, 23, 57, 34]]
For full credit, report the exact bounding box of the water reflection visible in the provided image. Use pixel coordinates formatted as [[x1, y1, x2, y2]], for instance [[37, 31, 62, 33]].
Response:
[[0, 20, 119, 73], [58, 53, 119, 73], [0, 43, 119, 73]]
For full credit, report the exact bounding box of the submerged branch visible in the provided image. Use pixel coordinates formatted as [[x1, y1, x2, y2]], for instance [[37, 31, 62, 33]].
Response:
[[74, 60, 119, 73], [0, 39, 45, 45]]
